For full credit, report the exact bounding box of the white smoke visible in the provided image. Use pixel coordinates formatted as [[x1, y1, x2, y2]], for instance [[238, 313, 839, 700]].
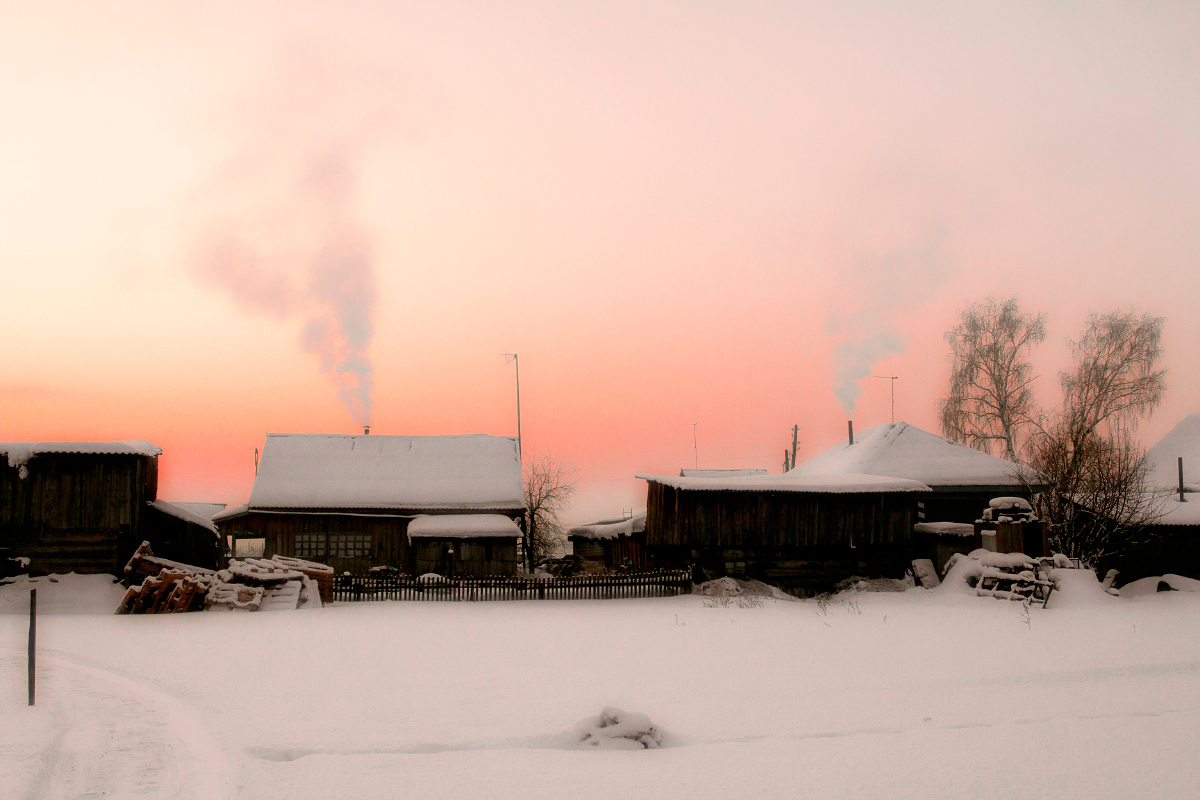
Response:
[[188, 48, 397, 428], [194, 150, 377, 426], [827, 238, 948, 416], [831, 331, 905, 415]]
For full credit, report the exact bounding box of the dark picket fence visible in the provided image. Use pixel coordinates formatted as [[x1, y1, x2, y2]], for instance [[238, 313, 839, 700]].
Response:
[[331, 570, 693, 602]]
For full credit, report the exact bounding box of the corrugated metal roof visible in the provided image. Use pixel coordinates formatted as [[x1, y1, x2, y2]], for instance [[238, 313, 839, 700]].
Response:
[[247, 433, 526, 511], [2, 440, 161, 468]]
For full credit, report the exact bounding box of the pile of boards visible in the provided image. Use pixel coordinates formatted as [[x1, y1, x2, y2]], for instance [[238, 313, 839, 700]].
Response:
[[973, 551, 1055, 605], [116, 542, 334, 614]]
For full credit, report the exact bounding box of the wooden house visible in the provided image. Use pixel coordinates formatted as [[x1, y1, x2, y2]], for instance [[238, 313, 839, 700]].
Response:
[[795, 422, 1029, 525], [568, 513, 647, 570], [0, 441, 221, 575], [679, 469, 768, 478], [214, 433, 526, 577], [1104, 414, 1200, 582], [638, 470, 930, 593]]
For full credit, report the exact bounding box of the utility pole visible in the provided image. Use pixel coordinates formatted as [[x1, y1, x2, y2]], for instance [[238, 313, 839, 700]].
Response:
[[872, 375, 899, 423], [783, 449, 790, 473], [791, 424, 799, 470]]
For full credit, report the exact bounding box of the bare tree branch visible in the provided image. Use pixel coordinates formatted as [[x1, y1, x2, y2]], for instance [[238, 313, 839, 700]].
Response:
[[1023, 309, 1168, 564], [523, 452, 577, 565], [941, 297, 1047, 460]]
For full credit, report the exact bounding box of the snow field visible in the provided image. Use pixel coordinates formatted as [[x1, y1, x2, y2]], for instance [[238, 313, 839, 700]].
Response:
[[3, 578, 1200, 798]]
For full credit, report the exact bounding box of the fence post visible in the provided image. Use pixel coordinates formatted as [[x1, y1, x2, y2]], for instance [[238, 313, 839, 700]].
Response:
[[28, 588, 36, 706]]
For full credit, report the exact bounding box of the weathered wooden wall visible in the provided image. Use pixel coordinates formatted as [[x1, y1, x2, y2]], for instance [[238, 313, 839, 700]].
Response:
[[569, 534, 647, 570], [412, 539, 520, 577], [221, 511, 527, 576], [221, 513, 410, 576], [919, 487, 1027, 526], [141, 505, 222, 570], [0, 454, 155, 575], [1100, 525, 1200, 584], [646, 482, 917, 550], [644, 482, 920, 593]]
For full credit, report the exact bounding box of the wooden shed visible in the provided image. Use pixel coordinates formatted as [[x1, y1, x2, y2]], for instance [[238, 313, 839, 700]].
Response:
[[568, 514, 647, 570], [1102, 414, 1200, 582], [639, 471, 929, 593], [215, 433, 526, 577], [1, 440, 221, 575], [407, 514, 523, 577]]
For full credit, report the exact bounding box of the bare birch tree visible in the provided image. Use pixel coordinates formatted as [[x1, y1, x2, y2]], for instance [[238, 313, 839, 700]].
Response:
[[941, 297, 1047, 460], [1025, 310, 1167, 564], [523, 453, 577, 565]]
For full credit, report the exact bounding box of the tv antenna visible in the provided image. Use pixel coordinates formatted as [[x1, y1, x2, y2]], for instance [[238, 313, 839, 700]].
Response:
[[693, 422, 698, 469], [502, 354, 521, 459], [872, 375, 899, 423]]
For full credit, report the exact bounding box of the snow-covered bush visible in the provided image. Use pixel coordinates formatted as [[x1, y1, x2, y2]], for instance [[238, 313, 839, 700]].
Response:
[[574, 707, 662, 750]]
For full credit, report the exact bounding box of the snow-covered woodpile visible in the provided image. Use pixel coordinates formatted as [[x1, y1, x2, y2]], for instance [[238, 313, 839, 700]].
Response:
[[116, 543, 325, 614], [941, 549, 1076, 605]]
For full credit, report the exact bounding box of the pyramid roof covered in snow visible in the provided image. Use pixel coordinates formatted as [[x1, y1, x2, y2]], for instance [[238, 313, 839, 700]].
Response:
[[247, 433, 525, 511], [1145, 413, 1200, 492], [794, 422, 1022, 487]]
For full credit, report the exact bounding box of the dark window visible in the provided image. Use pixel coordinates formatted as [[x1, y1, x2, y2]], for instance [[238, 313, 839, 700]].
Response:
[[295, 533, 327, 558], [329, 533, 372, 559]]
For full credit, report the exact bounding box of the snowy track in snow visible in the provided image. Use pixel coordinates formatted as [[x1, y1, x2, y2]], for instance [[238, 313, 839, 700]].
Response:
[[2, 651, 232, 800]]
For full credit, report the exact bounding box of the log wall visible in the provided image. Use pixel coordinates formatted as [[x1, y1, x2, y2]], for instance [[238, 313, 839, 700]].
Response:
[[0, 454, 155, 575]]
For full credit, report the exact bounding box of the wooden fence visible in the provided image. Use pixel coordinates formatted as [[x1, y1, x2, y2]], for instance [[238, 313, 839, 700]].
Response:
[[331, 570, 693, 602]]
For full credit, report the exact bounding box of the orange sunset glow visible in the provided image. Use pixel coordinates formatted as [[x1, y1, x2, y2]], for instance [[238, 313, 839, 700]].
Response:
[[3, 2, 1198, 524]]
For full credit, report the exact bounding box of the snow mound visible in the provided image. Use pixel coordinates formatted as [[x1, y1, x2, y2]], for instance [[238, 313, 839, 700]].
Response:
[[834, 576, 911, 594], [1120, 574, 1200, 597], [693, 577, 795, 600], [1163, 574, 1200, 593], [979, 552, 1034, 570], [1046, 568, 1112, 609], [940, 554, 984, 595], [574, 707, 662, 750], [0, 573, 127, 615]]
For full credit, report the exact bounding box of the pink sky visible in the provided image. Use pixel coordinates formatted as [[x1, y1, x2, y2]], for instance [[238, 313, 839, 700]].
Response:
[[2, 2, 1198, 524]]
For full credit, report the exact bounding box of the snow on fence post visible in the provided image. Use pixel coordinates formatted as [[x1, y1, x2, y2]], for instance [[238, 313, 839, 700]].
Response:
[[28, 588, 36, 706]]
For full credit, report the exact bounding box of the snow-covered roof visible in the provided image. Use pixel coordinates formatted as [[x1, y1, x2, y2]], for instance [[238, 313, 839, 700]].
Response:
[[2, 440, 162, 469], [1150, 492, 1200, 527], [637, 471, 930, 494], [212, 503, 249, 523], [679, 468, 768, 478], [149, 500, 222, 534], [569, 514, 647, 540], [247, 433, 525, 511], [913, 522, 975, 536], [795, 422, 1023, 487], [1145, 413, 1200, 492], [406, 514, 521, 539]]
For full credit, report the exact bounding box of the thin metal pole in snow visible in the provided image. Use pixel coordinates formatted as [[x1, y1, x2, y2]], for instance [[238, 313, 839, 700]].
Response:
[[693, 423, 698, 469], [28, 588, 36, 706]]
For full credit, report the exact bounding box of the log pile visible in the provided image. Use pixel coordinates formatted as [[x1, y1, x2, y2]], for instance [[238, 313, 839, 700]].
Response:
[[266, 554, 335, 604], [115, 543, 325, 614]]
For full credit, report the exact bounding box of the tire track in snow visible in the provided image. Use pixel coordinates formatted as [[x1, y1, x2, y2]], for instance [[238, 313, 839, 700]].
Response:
[[20, 651, 234, 800]]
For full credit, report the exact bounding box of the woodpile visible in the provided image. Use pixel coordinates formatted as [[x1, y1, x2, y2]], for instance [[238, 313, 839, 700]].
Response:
[[115, 543, 328, 614]]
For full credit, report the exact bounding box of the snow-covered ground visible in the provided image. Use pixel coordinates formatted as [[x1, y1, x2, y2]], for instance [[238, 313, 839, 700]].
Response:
[[3, 574, 1200, 799]]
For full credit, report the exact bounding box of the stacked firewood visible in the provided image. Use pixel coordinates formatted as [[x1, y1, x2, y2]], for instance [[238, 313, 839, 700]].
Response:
[[116, 543, 326, 614]]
